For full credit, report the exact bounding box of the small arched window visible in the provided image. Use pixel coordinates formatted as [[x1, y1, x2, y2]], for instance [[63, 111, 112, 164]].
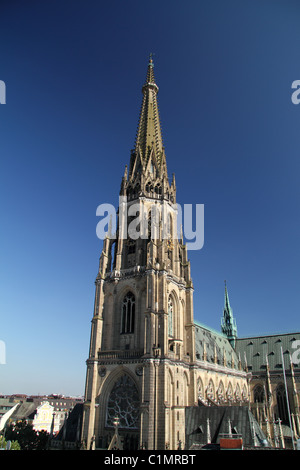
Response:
[[168, 296, 173, 337], [276, 384, 289, 424], [121, 292, 135, 334], [253, 384, 264, 403], [155, 184, 162, 196]]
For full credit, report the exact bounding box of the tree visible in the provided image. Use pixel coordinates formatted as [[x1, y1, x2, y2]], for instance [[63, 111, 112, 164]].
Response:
[[5, 420, 49, 450], [0, 434, 21, 450]]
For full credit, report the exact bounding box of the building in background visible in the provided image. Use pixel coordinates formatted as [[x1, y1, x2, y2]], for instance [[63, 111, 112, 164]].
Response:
[[0, 394, 83, 436]]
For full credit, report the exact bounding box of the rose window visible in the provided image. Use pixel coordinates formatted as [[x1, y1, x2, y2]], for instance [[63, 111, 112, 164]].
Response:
[[106, 375, 139, 429]]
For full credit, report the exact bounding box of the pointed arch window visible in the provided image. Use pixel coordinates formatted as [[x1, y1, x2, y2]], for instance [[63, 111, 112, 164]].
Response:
[[227, 383, 233, 402], [155, 184, 162, 196], [235, 383, 241, 402], [206, 379, 215, 401], [168, 296, 173, 337], [148, 210, 152, 239], [121, 292, 135, 334], [276, 384, 289, 424], [253, 384, 264, 403], [217, 381, 225, 404], [145, 182, 153, 194], [197, 378, 204, 402], [106, 375, 139, 429]]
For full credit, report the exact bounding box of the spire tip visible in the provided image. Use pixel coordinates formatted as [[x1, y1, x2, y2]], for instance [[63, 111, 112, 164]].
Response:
[[149, 52, 155, 65]]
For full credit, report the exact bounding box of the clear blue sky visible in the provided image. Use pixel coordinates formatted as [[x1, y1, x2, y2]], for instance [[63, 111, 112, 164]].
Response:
[[0, 0, 299, 396]]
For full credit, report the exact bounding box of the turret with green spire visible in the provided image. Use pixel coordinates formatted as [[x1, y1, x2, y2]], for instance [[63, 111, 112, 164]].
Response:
[[221, 281, 238, 348]]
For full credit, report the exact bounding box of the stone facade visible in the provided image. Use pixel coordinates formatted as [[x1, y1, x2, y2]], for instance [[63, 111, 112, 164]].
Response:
[[81, 57, 250, 450]]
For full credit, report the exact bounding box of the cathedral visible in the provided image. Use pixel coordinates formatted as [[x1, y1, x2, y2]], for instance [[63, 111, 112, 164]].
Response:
[[80, 57, 300, 451]]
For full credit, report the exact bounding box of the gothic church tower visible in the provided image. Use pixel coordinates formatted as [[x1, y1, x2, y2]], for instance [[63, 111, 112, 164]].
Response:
[[82, 57, 196, 450]]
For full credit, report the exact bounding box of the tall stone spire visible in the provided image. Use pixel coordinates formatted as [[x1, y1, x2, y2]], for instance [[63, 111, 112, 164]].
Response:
[[82, 57, 250, 453], [134, 55, 164, 167], [221, 281, 238, 348], [127, 55, 170, 194]]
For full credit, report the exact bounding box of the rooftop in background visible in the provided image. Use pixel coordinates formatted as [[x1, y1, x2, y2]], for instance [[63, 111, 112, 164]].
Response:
[[0, 394, 84, 405]]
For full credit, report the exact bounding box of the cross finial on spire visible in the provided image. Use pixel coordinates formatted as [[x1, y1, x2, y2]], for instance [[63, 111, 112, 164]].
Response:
[[128, 56, 168, 183], [149, 52, 155, 64]]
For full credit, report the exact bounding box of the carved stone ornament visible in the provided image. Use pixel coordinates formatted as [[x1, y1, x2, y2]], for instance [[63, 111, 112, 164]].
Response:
[[135, 366, 143, 376]]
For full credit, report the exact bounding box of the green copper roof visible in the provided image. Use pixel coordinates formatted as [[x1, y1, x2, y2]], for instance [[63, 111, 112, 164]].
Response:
[[221, 281, 238, 343], [236, 331, 300, 372], [194, 321, 240, 370]]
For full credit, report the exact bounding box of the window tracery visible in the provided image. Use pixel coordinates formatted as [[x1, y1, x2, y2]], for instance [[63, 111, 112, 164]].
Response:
[[197, 378, 204, 401], [106, 375, 139, 429], [168, 296, 173, 337], [121, 292, 135, 334], [227, 383, 233, 402], [276, 384, 289, 423], [217, 381, 225, 404], [253, 384, 264, 403], [206, 379, 215, 401], [235, 383, 241, 402]]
